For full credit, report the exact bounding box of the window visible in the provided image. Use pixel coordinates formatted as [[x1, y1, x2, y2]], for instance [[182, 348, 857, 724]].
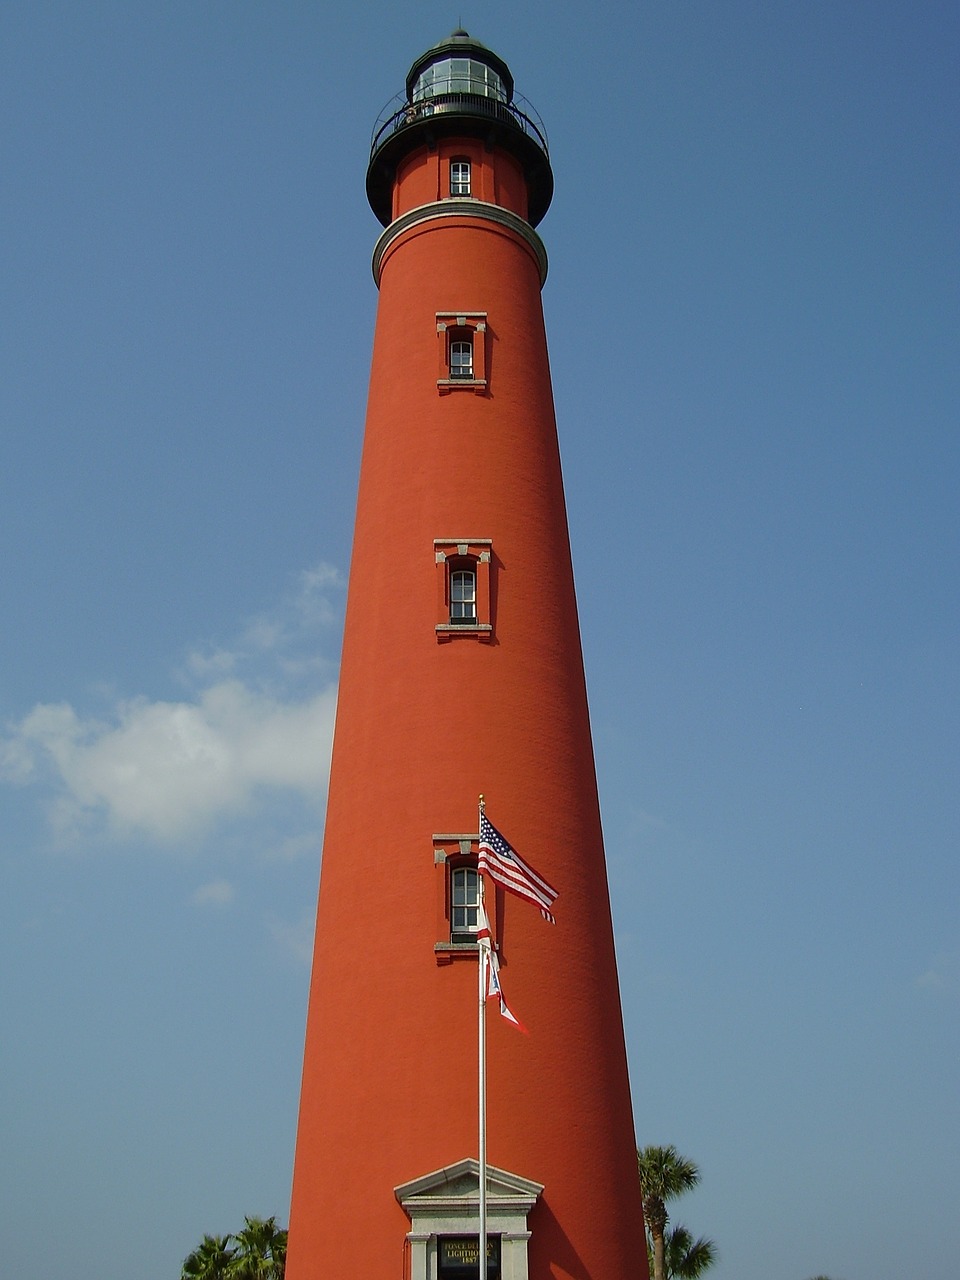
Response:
[[412, 58, 508, 104], [449, 336, 473, 380], [436, 313, 486, 391], [450, 867, 480, 941], [434, 540, 493, 641], [433, 833, 492, 959], [449, 565, 477, 623], [450, 159, 471, 196]]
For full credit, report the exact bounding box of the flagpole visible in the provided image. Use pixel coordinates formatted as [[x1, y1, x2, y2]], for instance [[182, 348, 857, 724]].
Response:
[[478, 794, 488, 1280]]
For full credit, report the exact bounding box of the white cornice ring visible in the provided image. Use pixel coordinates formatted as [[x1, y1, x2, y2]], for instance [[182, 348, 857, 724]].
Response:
[[372, 200, 548, 288]]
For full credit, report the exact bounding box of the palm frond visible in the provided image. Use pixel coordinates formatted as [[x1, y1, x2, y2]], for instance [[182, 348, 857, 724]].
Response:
[[665, 1223, 717, 1279], [637, 1145, 702, 1202]]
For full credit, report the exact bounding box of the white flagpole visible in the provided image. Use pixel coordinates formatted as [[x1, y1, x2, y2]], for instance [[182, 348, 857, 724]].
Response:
[[478, 795, 488, 1280]]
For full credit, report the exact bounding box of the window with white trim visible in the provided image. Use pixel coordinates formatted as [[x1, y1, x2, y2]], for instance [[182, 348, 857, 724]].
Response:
[[433, 833, 492, 960], [449, 335, 474, 380], [450, 159, 471, 196], [436, 313, 486, 391], [434, 540, 493, 641], [449, 564, 477, 623], [450, 867, 480, 942]]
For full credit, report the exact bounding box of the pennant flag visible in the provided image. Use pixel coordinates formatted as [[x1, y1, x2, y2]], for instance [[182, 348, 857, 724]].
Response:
[[478, 812, 558, 923], [478, 904, 526, 1033]]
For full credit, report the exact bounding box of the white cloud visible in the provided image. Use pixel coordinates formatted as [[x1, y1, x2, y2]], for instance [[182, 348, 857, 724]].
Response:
[[268, 911, 316, 966], [185, 648, 238, 680], [266, 828, 324, 862], [181, 563, 344, 690], [242, 616, 285, 653], [191, 879, 235, 907], [1, 565, 345, 847], [294, 564, 343, 623], [6, 684, 337, 842], [2, 681, 337, 843], [0, 724, 40, 784]]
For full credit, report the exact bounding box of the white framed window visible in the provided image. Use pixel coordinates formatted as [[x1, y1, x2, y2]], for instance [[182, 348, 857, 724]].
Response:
[[450, 867, 480, 941], [436, 313, 486, 391], [450, 566, 477, 623], [449, 336, 473, 380], [434, 539, 493, 642], [433, 833, 491, 960], [450, 159, 471, 196]]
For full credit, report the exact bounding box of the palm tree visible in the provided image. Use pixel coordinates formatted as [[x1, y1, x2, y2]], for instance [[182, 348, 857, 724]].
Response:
[[648, 1224, 716, 1280], [228, 1215, 287, 1280], [637, 1146, 707, 1280], [181, 1234, 235, 1280]]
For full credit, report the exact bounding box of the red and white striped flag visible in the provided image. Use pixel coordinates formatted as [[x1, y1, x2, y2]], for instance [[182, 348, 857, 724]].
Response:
[[478, 904, 526, 1033], [478, 812, 558, 923]]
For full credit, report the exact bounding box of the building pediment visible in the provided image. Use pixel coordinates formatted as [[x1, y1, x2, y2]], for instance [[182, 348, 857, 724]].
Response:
[[396, 1157, 543, 1211], [396, 1159, 543, 1279]]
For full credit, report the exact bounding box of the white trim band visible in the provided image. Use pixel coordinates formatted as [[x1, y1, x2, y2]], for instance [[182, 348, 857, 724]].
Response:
[[372, 200, 548, 287]]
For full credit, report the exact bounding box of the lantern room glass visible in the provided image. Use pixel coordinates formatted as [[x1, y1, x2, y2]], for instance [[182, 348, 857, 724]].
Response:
[[412, 58, 508, 104]]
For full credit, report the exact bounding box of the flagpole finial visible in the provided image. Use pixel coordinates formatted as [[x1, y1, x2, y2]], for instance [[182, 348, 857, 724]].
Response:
[[479, 793, 485, 810]]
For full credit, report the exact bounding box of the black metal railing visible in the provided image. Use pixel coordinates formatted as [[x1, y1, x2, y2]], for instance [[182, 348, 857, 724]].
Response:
[[370, 90, 549, 161]]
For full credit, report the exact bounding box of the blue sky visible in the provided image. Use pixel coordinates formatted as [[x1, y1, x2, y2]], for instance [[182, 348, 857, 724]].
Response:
[[2, 3, 957, 1278]]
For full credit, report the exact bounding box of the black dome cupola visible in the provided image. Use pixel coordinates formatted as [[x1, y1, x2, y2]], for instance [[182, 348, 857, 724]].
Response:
[[367, 30, 553, 228], [405, 29, 514, 105]]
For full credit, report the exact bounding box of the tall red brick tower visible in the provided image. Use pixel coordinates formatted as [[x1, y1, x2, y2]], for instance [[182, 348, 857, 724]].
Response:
[[286, 30, 646, 1280]]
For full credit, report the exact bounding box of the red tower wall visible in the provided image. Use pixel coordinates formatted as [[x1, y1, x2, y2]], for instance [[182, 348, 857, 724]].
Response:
[[287, 119, 645, 1280], [394, 139, 528, 220]]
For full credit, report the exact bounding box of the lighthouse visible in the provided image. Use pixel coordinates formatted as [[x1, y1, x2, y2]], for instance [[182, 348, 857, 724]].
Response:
[[286, 30, 646, 1280]]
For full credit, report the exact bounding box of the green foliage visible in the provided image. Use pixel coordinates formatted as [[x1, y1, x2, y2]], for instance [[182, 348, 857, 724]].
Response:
[[180, 1217, 287, 1280], [181, 1235, 234, 1280], [649, 1224, 717, 1280], [637, 1146, 715, 1280], [229, 1218, 287, 1280], [637, 1144, 702, 1243]]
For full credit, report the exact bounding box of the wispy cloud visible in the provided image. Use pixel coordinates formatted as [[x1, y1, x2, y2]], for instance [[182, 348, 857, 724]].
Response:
[[1, 565, 342, 847], [191, 879, 236, 907], [266, 828, 324, 863], [4, 681, 337, 843], [268, 911, 316, 967], [916, 951, 958, 996], [184, 563, 344, 684]]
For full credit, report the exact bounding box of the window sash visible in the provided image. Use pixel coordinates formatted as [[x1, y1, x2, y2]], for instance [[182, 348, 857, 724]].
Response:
[[449, 339, 473, 379], [451, 867, 480, 934], [450, 568, 477, 621], [450, 160, 471, 196]]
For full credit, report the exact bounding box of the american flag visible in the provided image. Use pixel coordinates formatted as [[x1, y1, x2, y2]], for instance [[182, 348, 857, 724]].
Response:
[[478, 812, 558, 924]]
